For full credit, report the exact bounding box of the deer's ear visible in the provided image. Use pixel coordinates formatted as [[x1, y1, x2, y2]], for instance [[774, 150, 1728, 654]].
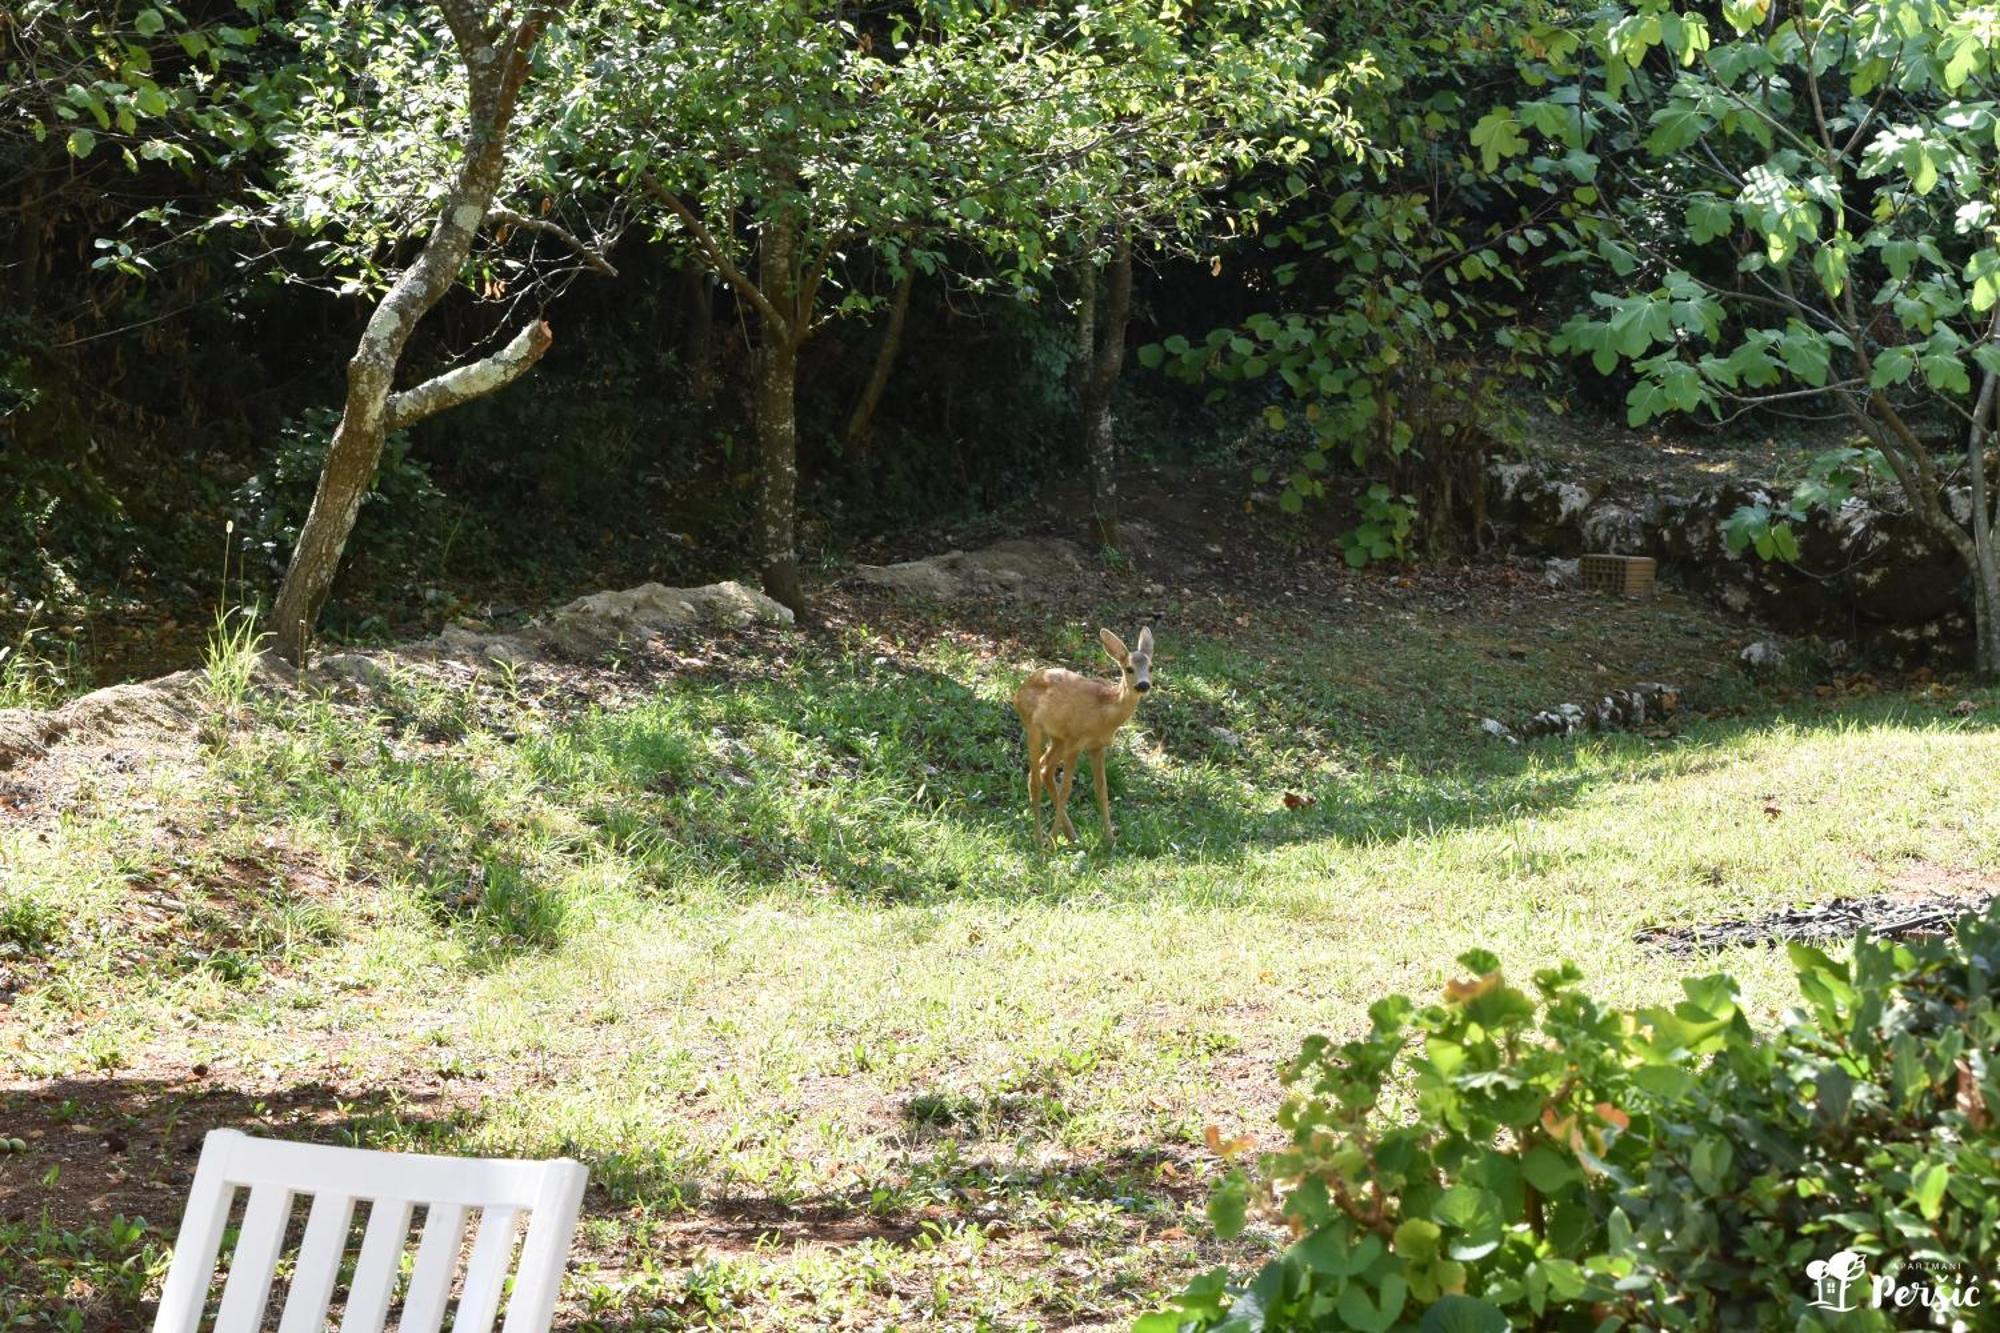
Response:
[[1137, 626, 1153, 655], [1099, 628, 1130, 663]]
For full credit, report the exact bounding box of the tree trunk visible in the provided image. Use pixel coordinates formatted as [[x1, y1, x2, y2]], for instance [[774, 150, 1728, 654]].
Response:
[[272, 3, 552, 664], [1069, 257, 1097, 410], [843, 265, 915, 465], [1971, 543, 2000, 677], [1960, 311, 2000, 677], [1079, 231, 1132, 552], [11, 174, 41, 311], [684, 263, 718, 413], [755, 212, 807, 618]]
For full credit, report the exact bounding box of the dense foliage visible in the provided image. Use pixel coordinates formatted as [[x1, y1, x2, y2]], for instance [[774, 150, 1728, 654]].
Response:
[[1142, 0, 1562, 561], [7, 0, 2000, 672], [1490, 0, 2000, 671], [1144, 905, 2000, 1330]]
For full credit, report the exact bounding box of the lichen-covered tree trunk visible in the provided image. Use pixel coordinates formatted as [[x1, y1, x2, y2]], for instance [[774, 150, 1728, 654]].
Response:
[[1079, 231, 1132, 552], [843, 265, 915, 465], [755, 211, 807, 618], [272, 2, 551, 664]]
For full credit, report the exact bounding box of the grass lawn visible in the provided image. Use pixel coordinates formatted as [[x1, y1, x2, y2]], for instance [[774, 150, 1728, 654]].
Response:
[[3, 568, 1996, 1329]]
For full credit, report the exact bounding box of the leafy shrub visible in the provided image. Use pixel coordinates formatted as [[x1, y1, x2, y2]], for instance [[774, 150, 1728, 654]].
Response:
[[1722, 447, 1893, 565], [1143, 905, 2000, 1331], [232, 406, 446, 580], [1339, 485, 1417, 569]]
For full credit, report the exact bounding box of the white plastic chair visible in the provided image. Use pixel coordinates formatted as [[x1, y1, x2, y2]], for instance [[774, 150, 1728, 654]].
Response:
[[153, 1128, 588, 1333]]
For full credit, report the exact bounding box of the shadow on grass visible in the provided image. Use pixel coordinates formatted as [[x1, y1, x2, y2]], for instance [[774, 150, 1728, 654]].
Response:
[[230, 634, 2000, 963], [3, 1068, 1196, 1333]]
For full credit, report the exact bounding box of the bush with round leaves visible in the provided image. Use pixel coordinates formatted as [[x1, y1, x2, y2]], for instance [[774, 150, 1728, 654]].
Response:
[[1141, 904, 2000, 1331]]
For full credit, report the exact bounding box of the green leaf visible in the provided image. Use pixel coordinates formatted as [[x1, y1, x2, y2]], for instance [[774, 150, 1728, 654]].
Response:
[[1689, 1135, 1734, 1192], [1136, 344, 1165, 370], [1920, 348, 1971, 395], [1967, 249, 2000, 313], [1912, 1162, 1949, 1220], [1523, 1145, 1581, 1194], [1434, 1185, 1504, 1260], [1395, 1217, 1443, 1262], [1779, 325, 1830, 386], [1470, 109, 1527, 172], [1419, 1296, 1510, 1333], [1870, 346, 1917, 388], [133, 7, 165, 36], [1813, 242, 1849, 299], [1208, 1171, 1249, 1239], [1646, 100, 1711, 154], [66, 128, 97, 159], [1910, 146, 1939, 195], [1336, 1274, 1408, 1333], [1687, 196, 1733, 244]]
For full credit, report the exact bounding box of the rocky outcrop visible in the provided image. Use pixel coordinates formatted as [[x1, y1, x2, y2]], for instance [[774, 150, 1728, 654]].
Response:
[[853, 538, 1087, 602], [1488, 461, 1969, 664]]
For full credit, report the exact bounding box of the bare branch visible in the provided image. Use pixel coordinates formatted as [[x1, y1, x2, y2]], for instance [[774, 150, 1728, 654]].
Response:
[[639, 172, 788, 339], [488, 205, 619, 276], [384, 319, 554, 431]]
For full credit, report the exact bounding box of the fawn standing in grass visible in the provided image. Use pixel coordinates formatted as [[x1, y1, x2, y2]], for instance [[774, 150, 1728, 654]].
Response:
[[1013, 626, 1153, 846]]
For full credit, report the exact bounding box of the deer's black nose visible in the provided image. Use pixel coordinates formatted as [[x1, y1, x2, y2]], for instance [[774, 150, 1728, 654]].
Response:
[[1135, 680, 1151, 692]]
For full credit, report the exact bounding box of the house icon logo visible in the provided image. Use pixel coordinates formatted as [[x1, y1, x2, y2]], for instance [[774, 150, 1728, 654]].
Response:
[[1807, 1250, 1867, 1312]]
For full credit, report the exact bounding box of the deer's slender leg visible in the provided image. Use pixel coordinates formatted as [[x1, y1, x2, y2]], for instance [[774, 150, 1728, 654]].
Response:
[[1052, 745, 1081, 841], [1092, 746, 1115, 844], [1025, 728, 1047, 844]]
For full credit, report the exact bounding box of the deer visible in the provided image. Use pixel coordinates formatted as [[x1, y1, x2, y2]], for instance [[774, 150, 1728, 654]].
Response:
[[1013, 626, 1153, 847]]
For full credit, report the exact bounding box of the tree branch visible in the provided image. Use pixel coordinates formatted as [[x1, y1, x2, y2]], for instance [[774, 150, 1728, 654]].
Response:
[[384, 319, 553, 431], [488, 205, 618, 275], [638, 172, 788, 339]]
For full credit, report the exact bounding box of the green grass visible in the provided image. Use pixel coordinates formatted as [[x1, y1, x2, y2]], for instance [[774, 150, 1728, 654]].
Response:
[[2, 588, 1996, 1329]]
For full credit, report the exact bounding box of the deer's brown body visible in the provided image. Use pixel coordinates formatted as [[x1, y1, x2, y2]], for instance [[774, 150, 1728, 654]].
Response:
[[1013, 627, 1153, 845]]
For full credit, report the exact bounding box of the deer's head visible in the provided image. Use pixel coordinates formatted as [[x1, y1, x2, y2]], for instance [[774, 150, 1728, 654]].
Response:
[[1100, 626, 1154, 695]]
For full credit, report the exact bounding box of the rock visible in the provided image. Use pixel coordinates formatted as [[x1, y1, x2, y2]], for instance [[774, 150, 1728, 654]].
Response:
[[317, 652, 392, 687], [1479, 717, 1519, 744], [543, 580, 793, 653], [1579, 502, 1646, 554], [1543, 557, 1581, 588], [1209, 725, 1245, 749], [0, 670, 205, 770], [854, 538, 1087, 602], [437, 624, 535, 666], [1740, 640, 1786, 668], [1512, 682, 1681, 740], [855, 557, 977, 600], [400, 579, 800, 665], [1486, 458, 1975, 665], [1521, 701, 1590, 738]]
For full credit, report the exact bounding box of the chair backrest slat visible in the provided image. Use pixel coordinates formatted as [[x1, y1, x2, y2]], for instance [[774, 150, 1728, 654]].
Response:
[[341, 1198, 413, 1333], [501, 1162, 589, 1333], [212, 1185, 292, 1333], [152, 1145, 237, 1333], [275, 1192, 355, 1333], [154, 1130, 586, 1333], [397, 1202, 469, 1333], [453, 1206, 520, 1333]]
